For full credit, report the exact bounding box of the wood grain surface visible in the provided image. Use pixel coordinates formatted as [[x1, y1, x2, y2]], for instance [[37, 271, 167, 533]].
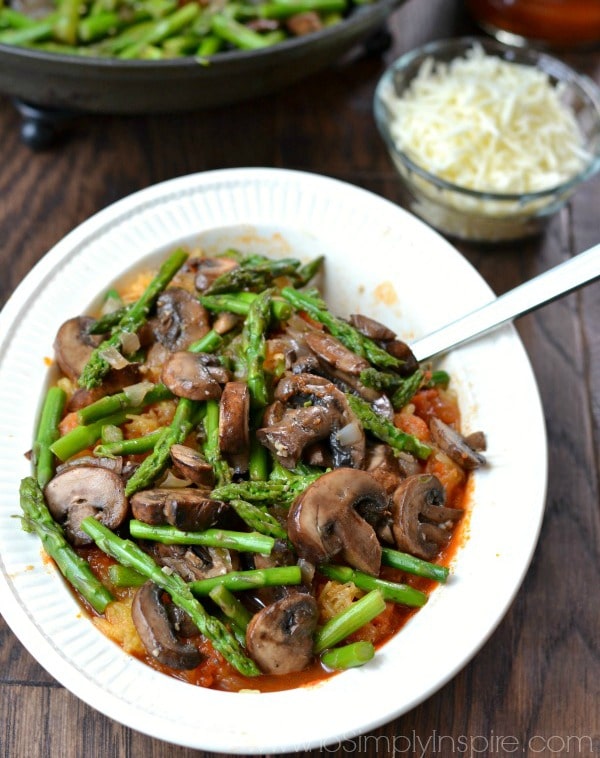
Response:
[[1, 1, 599, 756]]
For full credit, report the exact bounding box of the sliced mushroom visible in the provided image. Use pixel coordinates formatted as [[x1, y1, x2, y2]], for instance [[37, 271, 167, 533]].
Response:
[[130, 488, 229, 531], [385, 339, 419, 376], [349, 314, 397, 342], [53, 316, 103, 380], [149, 543, 235, 582], [349, 314, 418, 376], [149, 287, 210, 351], [65, 363, 142, 412], [44, 466, 128, 546], [287, 468, 387, 575], [170, 445, 215, 487], [161, 351, 228, 401], [56, 455, 124, 475], [256, 404, 336, 469], [245, 592, 318, 675], [390, 474, 463, 560], [219, 381, 250, 474], [286, 10, 322, 35], [193, 256, 239, 292], [429, 418, 487, 470], [132, 581, 201, 670], [366, 443, 405, 495], [272, 372, 365, 468]]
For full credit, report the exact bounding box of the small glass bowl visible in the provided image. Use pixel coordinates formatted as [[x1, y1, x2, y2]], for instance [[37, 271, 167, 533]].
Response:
[[373, 37, 600, 243]]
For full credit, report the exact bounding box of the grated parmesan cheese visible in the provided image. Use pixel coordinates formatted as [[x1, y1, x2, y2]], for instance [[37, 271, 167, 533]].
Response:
[[383, 44, 589, 195]]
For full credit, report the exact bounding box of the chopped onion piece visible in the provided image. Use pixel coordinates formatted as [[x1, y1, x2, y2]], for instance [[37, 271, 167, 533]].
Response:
[[99, 345, 129, 369], [100, 294, 122, 316], [159, 470, 192, 489], [336, 421, 363, 446], [123, 381, 154, 407], [120, 330, 141, 356]]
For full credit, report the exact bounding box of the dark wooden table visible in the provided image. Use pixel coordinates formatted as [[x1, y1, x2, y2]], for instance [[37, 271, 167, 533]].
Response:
[[1, 1, 599, 756]]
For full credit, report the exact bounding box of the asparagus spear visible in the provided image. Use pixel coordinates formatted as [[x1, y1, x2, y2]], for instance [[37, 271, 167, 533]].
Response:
[[318, 564, 428, 607], [93, 428, 163, 457], [54, 0, 85, 44], [189, 565, 301, 595], [313, 589, 386, 653], [280, 287, 404, 371], [199, 292, 291, 321], [80, 517, 260, 676], [242, 287, 271, 408], [33, 387, 67, 489], [229, 499, 288, 540], [78, 382, 173, 425], [51, 408, 138, 462], [208, 585, 253, 634], [79, 248, 188, 389], [129, 520, 275, 554], [19, 478, 113, 614], [108, 564, 146, 587], [203, 255, 301, 294], [345, 393, 432, 460], [321, 640, 375, 670], [359, 366, 425, 409], [381, 547, 449, 583], [203, 398, 231, 486], [292, 255, 324, 287], [118, 1, 200, 58]]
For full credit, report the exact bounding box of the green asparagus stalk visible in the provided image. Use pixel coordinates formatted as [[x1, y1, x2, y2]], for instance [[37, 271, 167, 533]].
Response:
[[50, 408, 138, 461], [229, 499, 288, 540], [256, 0, 345, 19], [381, 547, 449, 583], [118, 2, 199, 58], [33, 386, 67, 489], [0, 7, 37, 29], [93, 428, 163, 457], [108, 564, 146, 587], [248, 437, 269, 481], [391, 369, 426, 410], [203, 398, 231, 486], [79, 248, 188, 389], [203, 255, 301, 294], [189, 565, 301, 595], [211, 480, 289, 504], [280, 287, 404, 370], [19, 477, 113, 614], [292, 255, 324, 287], [208, 584, 253, 633], [0, 15, 56, 44], [320, 640, 375, 670], [199, 292, 291, 322], [242, 287, 271, 408], [358, 366, 425, 410], [54, 0, 85, 45], [318, 564, 428, 607], [129, 520, 275, 554], [124, 397, 195, 496], [80, 517, 259, 676], [345, 393, 432, 460], [427, 369, 450, 388], [313, 589, 386, 653], [77, 382, 173, 425], [87, 305, 130, 335]]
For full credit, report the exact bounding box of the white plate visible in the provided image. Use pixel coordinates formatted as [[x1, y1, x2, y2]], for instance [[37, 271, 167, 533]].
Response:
[[0, 168, 547, 753]]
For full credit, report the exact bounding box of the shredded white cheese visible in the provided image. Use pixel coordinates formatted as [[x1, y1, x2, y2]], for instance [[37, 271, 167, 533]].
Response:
[[383, 44, 589, 195]]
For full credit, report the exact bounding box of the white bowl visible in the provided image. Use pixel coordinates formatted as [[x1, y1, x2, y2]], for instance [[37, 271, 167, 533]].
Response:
[[0, 168, 547, 753]]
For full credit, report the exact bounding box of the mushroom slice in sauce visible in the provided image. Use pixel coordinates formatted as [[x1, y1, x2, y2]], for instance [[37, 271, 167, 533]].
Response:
[[169, 444, 215, 487], [390, 474, 463, 560], [429, 418, 487, 470], [245, 592, 318, 675], [193, 256, 239, 292], [132, 581, 201, 670], [349, 314, 418, 376], [161, 351, 227, 401], [130, 488, 229, 531], [44, 466, 127, 546], [149, 287, 210, 350], [349, 314, 397, 342], [53, 316, 103, 381], [219, 381, 251, 474], [287, 468, 387, 576], [256, 404, 336, 469], [150, 543, 235, 582]]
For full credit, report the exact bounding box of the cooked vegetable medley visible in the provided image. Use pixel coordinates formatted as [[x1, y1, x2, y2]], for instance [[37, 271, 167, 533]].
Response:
[[0, 0, 372, 59], [20, 247, 486, 691]]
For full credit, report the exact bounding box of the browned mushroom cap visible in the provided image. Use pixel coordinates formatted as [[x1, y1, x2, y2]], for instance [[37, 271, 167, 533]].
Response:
[[169, 444, 215, 486], [429, 418, 487, 470], [219, 381, 250, 474], [285, 10, 322, 35], [349, 315, 418, 376], [256, 404, 336, 469], [149, 543, 236, 582], [149, 287, 210, 351], [132, 581, 201, 670], [130, 488, 229, 531], [44, 466, 128, 546], [390, 474, 463, 560], [193, 256, 239, 292], [53, 316, 103, 381], [273, 373, 366, 469], [288, 468, 387, 575], [161, 351, 228, 401], [245, 592, 318, 675], [349, 314, 397, 342]]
